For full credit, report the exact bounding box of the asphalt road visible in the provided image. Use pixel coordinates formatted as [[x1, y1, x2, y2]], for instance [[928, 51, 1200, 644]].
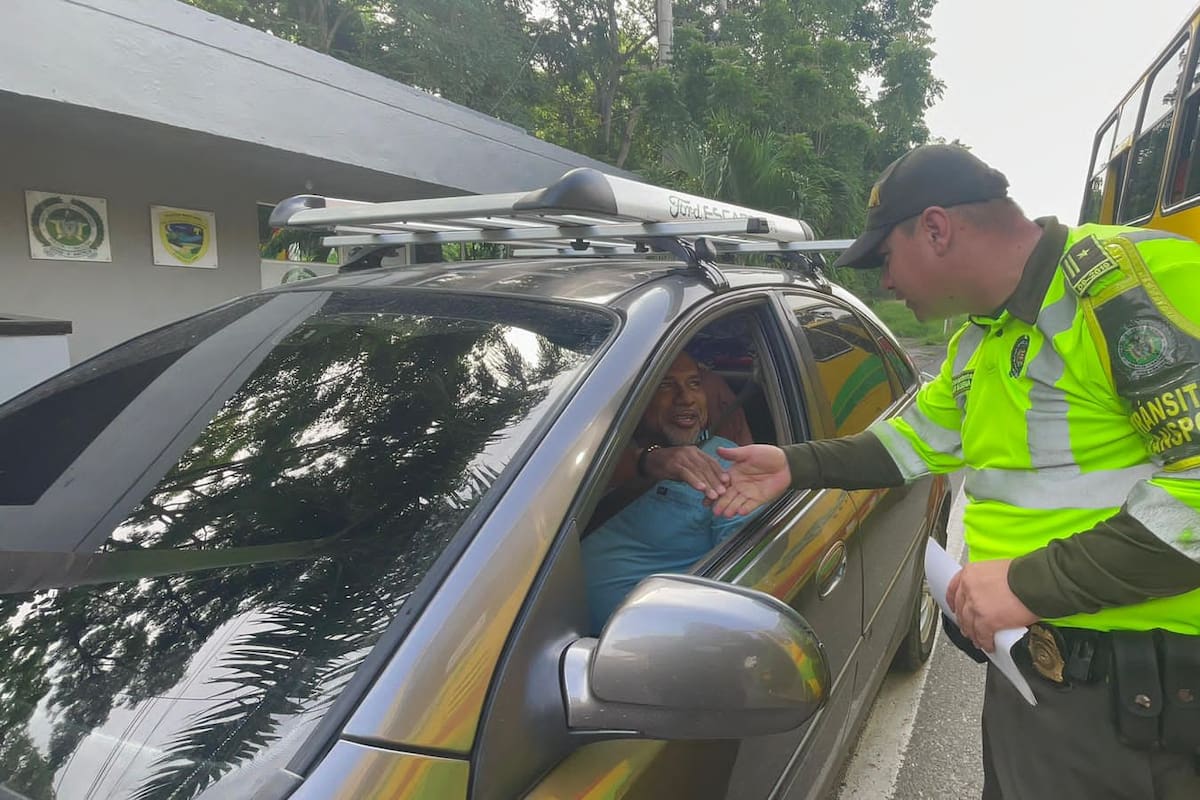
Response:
[[831, 341, 988, 800], [898, 340, 950, 377], [831, 476, 983, 800], [830, 474, 988, 800]]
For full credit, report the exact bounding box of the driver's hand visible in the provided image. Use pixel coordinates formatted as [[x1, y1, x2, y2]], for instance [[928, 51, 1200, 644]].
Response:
[[643, 445, 729, 499]]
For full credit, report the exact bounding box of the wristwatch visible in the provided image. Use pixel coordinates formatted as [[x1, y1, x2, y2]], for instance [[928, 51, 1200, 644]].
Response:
[[637, 443, 663, 477]]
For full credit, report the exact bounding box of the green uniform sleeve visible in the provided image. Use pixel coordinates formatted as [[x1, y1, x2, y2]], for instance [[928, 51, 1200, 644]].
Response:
[[1008, 510, 1200, 618], [783, 431, 904, 491], [1090, 234, 1200, 565]]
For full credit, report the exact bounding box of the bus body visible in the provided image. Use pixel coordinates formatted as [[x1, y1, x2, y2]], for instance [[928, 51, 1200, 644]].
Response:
[[1081, 5, 1200, 237]]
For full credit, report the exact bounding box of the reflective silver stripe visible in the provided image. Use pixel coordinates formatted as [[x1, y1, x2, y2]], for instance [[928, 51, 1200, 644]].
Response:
[[899, 404, 962, 459], [965, 463, 1157, 509], [952, 325, 984, 413], [1025, 286, 1078, 469], [1122, 230, 1192, 243], [1155, 466, 1200, 481], [1126, 480, 1200, 561], [869, 420, 928, 482]]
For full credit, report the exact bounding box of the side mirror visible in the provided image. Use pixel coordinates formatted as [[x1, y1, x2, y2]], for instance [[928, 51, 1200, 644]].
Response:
[[561, 574, 830, 740]]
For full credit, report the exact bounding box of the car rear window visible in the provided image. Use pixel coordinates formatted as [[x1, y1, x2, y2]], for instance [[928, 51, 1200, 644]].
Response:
[[0, 289, 612, 800]]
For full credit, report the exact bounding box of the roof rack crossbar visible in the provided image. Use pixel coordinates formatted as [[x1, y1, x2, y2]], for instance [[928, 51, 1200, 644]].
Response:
[[707, 238, 856, 253], [318, 218, 782, 248], [282, 192, 531, 227]]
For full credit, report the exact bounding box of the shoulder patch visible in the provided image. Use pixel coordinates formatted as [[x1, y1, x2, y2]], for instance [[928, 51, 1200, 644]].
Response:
[[1060, 235, 1121, 297], [1115, 318, 1176, 381]]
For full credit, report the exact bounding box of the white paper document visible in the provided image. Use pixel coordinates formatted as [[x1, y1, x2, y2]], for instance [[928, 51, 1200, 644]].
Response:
[[924, 539, 1037, 706]]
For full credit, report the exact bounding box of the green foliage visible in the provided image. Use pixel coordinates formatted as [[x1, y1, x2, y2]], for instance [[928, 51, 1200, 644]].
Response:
[[871, 299, 964, 344], [361, 0, 543, 128], [187, 0, 946, 241], [185, 0, 374, 56]]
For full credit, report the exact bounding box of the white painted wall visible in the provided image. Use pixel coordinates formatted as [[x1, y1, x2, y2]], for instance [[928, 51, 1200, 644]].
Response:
[[1, 95, 463, 363], [0, 335, 71, 404], [0, 115, 268, 362]]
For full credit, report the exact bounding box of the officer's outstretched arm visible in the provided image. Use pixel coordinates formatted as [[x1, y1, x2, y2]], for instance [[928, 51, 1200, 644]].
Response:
[[711, 445, 792, 518]]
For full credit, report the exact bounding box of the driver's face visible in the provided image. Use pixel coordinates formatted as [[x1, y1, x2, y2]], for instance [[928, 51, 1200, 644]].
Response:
[[643, 353, 708, 446]]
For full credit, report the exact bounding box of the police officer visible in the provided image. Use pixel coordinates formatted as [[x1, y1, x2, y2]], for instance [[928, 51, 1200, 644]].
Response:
[[711, 144, 1200, 799]]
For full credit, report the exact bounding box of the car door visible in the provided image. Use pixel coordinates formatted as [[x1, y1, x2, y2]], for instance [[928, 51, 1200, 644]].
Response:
[[780, 294, 935, 696], [710, 300, 867, 800], [470, 293, 864, 800]]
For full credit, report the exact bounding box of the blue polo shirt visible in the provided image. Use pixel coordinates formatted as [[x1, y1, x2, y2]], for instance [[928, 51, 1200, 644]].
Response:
[[581, 436, 763, 633]]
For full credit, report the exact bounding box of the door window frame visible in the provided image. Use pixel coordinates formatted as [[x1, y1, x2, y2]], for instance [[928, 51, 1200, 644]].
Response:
[[469, 290, 814, 796]]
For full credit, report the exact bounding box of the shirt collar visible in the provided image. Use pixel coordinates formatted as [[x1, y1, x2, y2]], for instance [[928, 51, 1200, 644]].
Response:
[[1003, 216, 1069, 324]]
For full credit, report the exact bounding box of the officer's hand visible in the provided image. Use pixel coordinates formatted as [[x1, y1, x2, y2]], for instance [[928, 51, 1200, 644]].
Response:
[[709, 444, 792, 518], [643, 445, 729, 499], [947, 559, 1037, 653]]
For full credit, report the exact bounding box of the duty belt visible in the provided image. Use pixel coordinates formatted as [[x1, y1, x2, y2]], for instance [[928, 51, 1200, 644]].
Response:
[[1025, 623, 1111, 685]]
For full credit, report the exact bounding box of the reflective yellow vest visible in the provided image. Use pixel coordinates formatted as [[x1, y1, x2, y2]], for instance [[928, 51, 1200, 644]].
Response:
[[871, 224, 1200, 634]]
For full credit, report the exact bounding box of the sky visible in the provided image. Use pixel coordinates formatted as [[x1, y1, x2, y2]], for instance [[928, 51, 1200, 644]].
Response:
[[924, 0, 1199, 223]]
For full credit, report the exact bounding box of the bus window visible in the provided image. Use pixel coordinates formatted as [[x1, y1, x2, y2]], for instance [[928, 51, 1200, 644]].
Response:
[[1113, 84, 1145, 152], [1120, 38, 1190, 222], [1168, 37, 1200, 207], [1097, 87, 1145, 223], [1081, 118, 1117, 223]]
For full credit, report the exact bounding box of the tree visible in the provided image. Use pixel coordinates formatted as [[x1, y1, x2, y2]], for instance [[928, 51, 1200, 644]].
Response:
[[362, 0, 544, 129], [186, 0, 944, 296], [185, 0, 374, 56], [533, 0, 660, 166]]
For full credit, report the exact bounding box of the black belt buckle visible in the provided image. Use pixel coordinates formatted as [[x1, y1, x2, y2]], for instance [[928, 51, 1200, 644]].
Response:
[[1027, 623, 1066, 684]]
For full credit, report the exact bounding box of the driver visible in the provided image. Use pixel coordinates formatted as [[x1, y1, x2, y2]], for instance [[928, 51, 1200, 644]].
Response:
[[582, 351, 762, 633]]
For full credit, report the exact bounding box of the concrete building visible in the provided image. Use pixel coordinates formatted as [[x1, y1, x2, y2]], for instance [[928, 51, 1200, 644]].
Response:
[[1, 0, 619, 369]]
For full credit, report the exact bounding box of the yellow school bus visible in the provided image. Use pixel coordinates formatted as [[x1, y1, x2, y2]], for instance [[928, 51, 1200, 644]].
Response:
[[1080, 5, 1200, 238]]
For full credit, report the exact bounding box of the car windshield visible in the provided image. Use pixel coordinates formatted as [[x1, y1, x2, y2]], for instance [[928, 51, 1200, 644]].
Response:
[[0, 289, 613, 800]]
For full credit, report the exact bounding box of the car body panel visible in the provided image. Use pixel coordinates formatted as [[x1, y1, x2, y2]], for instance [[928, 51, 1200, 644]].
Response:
[[341, 282, 699, 750], [292, 741, 469, 800], [0, 254, 950, 800]]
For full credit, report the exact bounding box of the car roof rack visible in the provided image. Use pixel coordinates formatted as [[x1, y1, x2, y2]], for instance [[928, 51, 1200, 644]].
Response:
[[269, 168, 853, 291]]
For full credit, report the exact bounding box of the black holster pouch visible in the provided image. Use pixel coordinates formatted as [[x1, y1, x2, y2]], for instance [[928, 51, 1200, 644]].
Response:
[[1159, 631, 1200, 755], [1111, 631, 1163, 751], [941, 613, 987, 664]]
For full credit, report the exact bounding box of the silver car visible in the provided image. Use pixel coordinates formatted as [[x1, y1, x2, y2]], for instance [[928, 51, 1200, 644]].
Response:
[[0, 221, 949, 800]]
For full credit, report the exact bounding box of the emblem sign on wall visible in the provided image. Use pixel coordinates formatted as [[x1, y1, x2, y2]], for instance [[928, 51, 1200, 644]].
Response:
[[151, 206, 219, 268], [25, 190, 112, 262]]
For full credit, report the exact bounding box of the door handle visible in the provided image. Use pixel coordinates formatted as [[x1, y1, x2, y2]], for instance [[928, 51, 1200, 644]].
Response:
[[816, 541, 847, 599]]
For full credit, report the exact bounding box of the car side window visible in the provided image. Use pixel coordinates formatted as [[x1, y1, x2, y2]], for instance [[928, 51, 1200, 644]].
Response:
[[875, 328, 919, 392], [785, 296, 895, 436], [579, 308, 782, 633]]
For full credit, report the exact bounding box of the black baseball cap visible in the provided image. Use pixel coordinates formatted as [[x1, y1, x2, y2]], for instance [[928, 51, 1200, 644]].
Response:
[[834, 144, 1010, 269]]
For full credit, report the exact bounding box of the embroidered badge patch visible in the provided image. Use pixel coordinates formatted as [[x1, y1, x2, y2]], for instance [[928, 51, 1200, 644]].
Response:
[[1117, 319, 1172, 379], [1061, 235, 1120, 297], [1010, 334, 1030, 378], [952, 369, 973, 403]]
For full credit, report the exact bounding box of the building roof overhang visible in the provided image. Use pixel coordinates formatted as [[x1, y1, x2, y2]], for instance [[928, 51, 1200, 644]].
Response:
[[3, 0, 622, 194]]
